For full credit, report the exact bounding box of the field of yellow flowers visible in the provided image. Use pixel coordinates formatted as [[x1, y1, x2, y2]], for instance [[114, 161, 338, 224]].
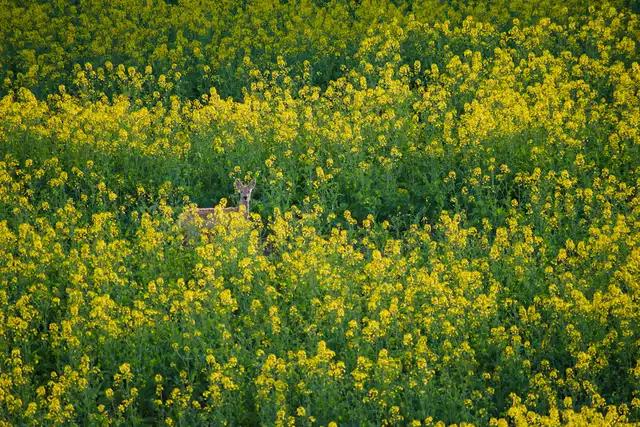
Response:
[[1, 0, 639, 425]]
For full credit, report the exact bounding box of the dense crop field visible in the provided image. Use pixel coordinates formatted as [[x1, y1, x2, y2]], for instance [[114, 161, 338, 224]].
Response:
[[1, 0, 640, 425]]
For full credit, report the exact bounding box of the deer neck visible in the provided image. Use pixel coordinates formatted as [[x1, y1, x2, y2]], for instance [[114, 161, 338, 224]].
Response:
[[241, 200, 250, 218]]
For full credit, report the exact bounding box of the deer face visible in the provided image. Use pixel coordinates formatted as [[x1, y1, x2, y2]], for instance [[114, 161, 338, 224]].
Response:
[[235, 179, 256, 206]]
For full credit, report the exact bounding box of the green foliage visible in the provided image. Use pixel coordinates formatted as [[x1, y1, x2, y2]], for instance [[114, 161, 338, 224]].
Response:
[[0, 1, 639, 426]]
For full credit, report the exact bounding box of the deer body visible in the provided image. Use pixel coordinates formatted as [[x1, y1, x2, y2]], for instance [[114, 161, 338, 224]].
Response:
[[180, 179, 256, 231]]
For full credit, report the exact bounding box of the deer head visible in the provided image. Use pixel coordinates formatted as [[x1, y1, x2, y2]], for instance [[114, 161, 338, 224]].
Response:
[[235, 178, 256, 213]]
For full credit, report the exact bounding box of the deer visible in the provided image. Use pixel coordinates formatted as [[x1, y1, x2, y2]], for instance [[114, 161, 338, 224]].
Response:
[[179, 179, 256, 232]]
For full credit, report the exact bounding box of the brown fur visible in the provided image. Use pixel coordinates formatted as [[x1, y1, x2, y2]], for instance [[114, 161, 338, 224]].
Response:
[[179, 179, 256, 231]]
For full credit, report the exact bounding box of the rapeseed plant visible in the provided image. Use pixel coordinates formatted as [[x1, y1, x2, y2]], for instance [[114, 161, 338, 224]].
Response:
[[1, 1, 640, 426]]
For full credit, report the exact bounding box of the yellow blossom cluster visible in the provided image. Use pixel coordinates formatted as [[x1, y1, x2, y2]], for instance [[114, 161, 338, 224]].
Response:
[[1, 1, 640, 426]]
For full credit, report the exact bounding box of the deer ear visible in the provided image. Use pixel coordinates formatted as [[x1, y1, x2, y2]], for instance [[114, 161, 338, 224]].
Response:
[[235, 178, 242, 190], [249, 179, 256, 190]]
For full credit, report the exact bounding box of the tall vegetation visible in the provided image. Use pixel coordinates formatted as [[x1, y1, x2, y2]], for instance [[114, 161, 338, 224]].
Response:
[[1, 1, 639, 425]]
